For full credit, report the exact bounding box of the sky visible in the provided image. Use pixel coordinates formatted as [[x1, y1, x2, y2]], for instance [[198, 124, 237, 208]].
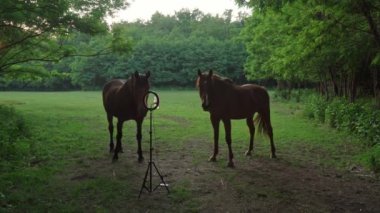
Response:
[[107, 0, 250, 23]]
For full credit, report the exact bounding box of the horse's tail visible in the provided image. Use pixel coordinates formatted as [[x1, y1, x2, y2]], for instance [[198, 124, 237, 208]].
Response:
[[255, 110, 272, 135], [254, 91, 273, 137]]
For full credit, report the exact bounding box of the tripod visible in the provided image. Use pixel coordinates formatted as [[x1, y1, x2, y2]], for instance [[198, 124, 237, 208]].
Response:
[[138, 91, 169, 199]]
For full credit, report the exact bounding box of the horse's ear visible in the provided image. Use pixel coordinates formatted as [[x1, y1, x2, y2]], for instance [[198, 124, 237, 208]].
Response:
[[134, 71, 139, 79], [146, 71, 151, 78], [197, 69, 201, 76], [208, 69, 213, 78]]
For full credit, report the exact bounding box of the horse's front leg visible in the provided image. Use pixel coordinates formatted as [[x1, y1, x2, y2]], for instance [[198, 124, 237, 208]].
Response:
[[223, 119, 234, 168], [136, 119, 144, 162], [113, 120, 124, 161], [209, 115, 220, 162], [107, 114, 114, 152]]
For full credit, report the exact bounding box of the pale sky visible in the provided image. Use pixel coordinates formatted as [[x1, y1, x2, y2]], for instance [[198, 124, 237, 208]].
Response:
[[108, 0, 250, 23]]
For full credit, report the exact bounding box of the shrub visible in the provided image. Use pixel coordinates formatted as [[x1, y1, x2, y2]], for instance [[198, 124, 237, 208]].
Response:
[[274, 89, 291, 100], [304, 94, 328, 123], [0, 105, 28, 160], [305, 94, 380, 147], [325, 98, 345, 128], [369, 155, 380, 173], [356, 109, 380, 146]]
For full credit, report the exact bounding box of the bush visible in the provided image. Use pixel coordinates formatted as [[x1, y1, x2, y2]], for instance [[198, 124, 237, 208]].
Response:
[[356, 109, 380, 146], [325, 98, 345, 128], [273, 89, 291, 100], [304, 94, 328, 122], [305, 95, 380, 147], [369, 155, 380, 173], [0, 105, 28, 160]]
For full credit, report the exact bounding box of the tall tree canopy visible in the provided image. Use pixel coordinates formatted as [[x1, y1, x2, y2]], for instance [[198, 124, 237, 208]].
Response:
[[239, 0, 380, 103], [0, 0, 128, 76]]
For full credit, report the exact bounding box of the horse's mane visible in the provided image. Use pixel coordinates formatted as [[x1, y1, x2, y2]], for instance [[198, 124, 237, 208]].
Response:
[[196, 73, 234, 88], [212, 74, 234, 85]]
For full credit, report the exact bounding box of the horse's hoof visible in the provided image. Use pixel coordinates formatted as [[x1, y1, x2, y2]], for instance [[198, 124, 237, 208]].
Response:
[[245, 150, 252, 156], [138, 156, 144, 163], [119, 149, 124, 153], [112, 155, 118, 162], [208, 156, 217, 162], [271, 153, 277, 159], [109, 149, 114, 153], [227, 161, 235, 168]]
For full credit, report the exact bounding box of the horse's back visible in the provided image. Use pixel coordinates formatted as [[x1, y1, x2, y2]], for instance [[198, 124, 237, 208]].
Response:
[[240, 84, 270, 110], [240, 83, 268, 97], [241, 84, 269, 111]]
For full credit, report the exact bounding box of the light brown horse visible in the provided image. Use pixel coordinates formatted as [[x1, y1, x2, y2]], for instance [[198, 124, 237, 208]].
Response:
[[196, 69, 276, 167], [102, 71, 150, 161]]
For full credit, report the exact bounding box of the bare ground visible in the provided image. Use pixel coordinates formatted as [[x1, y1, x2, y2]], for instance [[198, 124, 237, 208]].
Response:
[[56, 137, 380, 212]]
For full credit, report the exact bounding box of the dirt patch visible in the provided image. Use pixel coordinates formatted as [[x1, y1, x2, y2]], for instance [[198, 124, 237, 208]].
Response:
[[54, 139, 380, 212], [159, 115, 191, 127], [0, 100, 25, 105]]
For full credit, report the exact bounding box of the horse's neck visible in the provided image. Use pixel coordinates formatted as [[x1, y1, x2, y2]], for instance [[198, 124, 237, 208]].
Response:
[[121, 78, 131, 91], [119, 81, 135, 100]]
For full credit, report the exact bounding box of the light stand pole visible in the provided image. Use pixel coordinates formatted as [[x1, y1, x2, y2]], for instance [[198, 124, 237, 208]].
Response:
[[138, 91, 169, 199]]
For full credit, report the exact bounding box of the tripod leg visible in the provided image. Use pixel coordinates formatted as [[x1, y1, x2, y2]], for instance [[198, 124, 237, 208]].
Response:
[[138, 163, 151, 199], [152, 162, 170, 193]]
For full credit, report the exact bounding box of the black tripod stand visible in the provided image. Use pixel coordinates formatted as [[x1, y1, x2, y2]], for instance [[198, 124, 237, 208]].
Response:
[[138, 91, 169, 199]]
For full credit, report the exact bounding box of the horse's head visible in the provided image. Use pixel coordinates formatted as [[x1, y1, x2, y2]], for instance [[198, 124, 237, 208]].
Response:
[[196, 69, 213, 111], [132, 71, 151, 116]]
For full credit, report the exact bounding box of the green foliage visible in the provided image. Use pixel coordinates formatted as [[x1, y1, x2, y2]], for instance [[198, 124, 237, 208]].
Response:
[[3, 9, 248, 90], [369, 154, 380, 173], [240, 0, 380, 101], [0, 105, 28, 161], [306, 94, 380, 148], [325, 99, 346, 128], [356, 108, 380, 147], [88, 9, 248, 88], [304, 94, 327, 122], [0, 0, 128, 75]]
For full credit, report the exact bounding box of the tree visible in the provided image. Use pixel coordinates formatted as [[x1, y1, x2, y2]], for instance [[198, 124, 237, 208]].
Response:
[[0, 0, 128, 76], [239, 0, 380, 103]]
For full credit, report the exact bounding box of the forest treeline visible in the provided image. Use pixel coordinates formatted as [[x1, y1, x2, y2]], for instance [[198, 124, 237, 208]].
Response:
[[0, 9, 248, 90]]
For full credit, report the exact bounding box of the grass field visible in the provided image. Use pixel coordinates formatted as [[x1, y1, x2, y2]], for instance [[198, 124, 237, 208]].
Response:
[[0, 91, 379, 212]]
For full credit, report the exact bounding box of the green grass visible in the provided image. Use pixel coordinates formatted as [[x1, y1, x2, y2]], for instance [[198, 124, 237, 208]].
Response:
[[0, 90, 375, 211]]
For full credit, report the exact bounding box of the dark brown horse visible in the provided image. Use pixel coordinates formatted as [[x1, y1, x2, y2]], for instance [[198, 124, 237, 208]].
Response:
[[102, 71, 150, 161], [196, 69, 276, 167]]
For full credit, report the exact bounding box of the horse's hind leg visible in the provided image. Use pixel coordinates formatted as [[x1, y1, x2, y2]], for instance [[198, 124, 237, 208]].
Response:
[[266, 122, 276, 158], [245, 117, 255, 156], [113, 119, 124, 161], [136, 119, 144, 162], [107, 114, 114, 152]]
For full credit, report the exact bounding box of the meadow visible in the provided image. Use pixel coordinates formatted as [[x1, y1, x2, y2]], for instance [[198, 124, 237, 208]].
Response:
[[0, 91, 379, 212]]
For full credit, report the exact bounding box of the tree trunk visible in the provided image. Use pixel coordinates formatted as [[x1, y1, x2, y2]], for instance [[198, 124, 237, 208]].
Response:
[[322, 72, 329, 100], [350, 71, 357, 103], [374, 68, 380, 108], [343, 75, 348, 98], [348, 70, 357, 103], [328, 66, 339, 96]]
